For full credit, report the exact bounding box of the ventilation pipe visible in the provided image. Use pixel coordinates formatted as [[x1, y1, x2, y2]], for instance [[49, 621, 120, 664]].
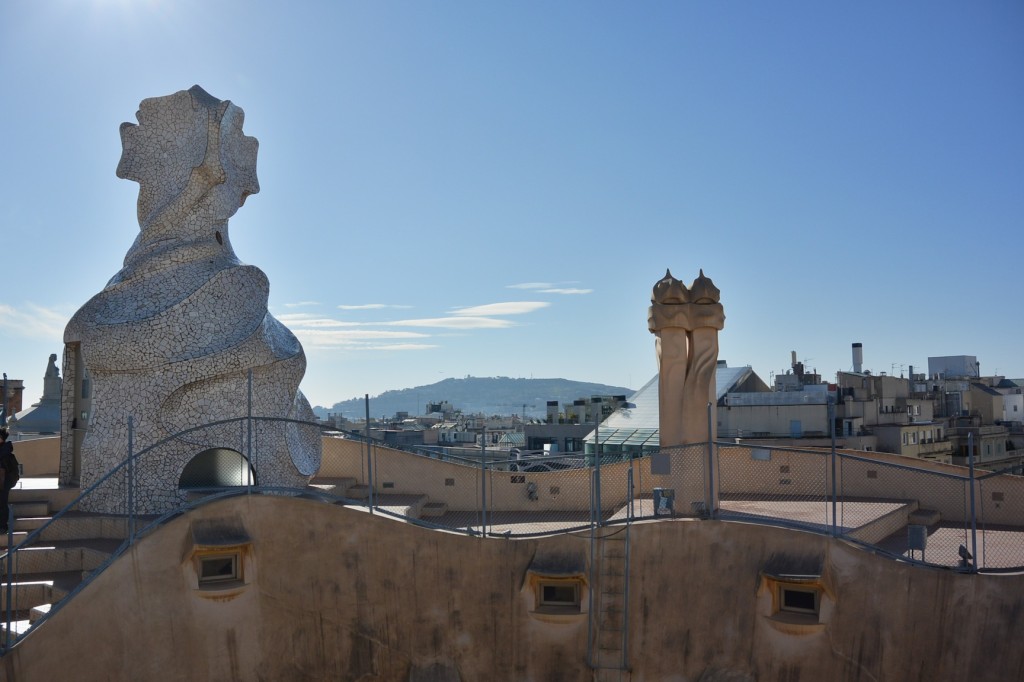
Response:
[[852, 343, 863, 373], [546, 401, 559, 424], [574, 399, 587, 425]]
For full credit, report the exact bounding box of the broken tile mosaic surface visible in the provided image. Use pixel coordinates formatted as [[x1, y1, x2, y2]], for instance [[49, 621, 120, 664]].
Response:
[[61, 86, 320, 513]]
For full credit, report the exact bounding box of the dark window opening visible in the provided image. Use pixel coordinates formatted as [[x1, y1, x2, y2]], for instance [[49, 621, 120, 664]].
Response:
[[781, 587, 818, 614], [199, 554, 239, 583], [540, 583, 579, 607]]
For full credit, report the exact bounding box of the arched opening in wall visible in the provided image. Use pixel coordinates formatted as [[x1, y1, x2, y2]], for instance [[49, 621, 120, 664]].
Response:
[[179, 448, 256, 490]]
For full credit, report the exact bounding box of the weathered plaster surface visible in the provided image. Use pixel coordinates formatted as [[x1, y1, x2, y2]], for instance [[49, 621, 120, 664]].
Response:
[[60, 86, 319, 512], [3, 496, 1021, 681]]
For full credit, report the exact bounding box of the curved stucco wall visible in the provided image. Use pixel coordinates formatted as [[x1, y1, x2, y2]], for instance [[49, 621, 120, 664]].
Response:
[[3, 495, 1021, 681], [321, 437, 1024, 526]]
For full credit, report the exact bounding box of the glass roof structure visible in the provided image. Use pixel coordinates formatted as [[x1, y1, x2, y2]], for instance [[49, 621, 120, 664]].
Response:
[[585, 364, 757, 452]]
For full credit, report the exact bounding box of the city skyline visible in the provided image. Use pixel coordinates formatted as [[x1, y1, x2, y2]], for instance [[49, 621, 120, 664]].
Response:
[[2, 2, 1022, 408]]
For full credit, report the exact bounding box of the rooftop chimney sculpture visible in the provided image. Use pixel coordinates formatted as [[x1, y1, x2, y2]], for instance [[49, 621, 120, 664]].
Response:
[[60, 86, 320, 512], [648, 270, 725, 446]]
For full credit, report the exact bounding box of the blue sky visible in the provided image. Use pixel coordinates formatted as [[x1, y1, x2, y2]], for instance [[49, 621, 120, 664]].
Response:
[[1, 1, 1022, 410]]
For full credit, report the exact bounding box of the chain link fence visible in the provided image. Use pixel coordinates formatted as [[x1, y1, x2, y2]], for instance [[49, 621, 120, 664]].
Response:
[[976, 464, 1024, 571], [4, 413, 1024, 651], [715, 443, 999, 571], [717, 444, 830, 533]]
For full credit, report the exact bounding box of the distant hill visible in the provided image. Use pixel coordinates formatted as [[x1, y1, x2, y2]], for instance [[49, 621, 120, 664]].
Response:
[[313, 376, 636, 420]]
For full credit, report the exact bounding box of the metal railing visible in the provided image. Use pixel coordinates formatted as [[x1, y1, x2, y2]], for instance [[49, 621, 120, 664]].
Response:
[[341, 424, 1024, 572], [4, 405, 1023, 652], [714, 429, 1024, 572]]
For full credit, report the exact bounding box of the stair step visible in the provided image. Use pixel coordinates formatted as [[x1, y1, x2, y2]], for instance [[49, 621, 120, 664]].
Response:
[[593, 668, 630, 681], [39, 515, 129, 542], [908, 508, 941, 526], [3, 514, 134, 547], [308, 477, 358, 496], [0, 580, 54, 611], [0, 570, 85, 614], [0, 487, 123, 643], [10, 483, 79, 510], [0, 619, 32, 637], [375, 494, 428, 519], [15, 516, 51, 533], [345, 484, 371, 500], [600, 616, 624, 629], [0, 531, 30, 549], [420, 501, 448, 517], [11, 502, 49, 518], [1, 543, 116, 575], [29, 603, 50, 623]]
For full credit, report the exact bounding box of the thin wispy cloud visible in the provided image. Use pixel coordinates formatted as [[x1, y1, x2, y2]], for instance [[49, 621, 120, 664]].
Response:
[[540, 288, 592, 295], [451, 302, 550, 316], [507, 282, 588, 295], [285, 299, 551, 350], [303, 340, 437, 352], [384, 317, 515, 330], [506, 282, 552, 290], [296, 329, 428, 341], [283, 301, 320, 308], [0, 303, 68, 339], [293, 328, 431, 349], [276, 312, 323, 323], [337, 303, 413, 311], [287, 313, 518, 333], [294, 328, 436, 351], [359, 343, 438, 351], [283, 317, 363, 329]]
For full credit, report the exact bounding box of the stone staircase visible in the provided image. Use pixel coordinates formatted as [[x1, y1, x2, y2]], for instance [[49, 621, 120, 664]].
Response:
[[0, 480, 126, 638], [308, 476, 449, 519], [908, 508, 942, 527]]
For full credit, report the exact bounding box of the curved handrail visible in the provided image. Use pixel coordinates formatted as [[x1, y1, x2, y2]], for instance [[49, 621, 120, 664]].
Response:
[[3, 420, 1019, 655], [5, 414, 342, 565], [19, 483, 363, 643]]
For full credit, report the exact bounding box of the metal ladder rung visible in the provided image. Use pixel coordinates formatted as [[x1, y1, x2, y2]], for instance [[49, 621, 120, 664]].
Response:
[[592, 533, 629, 670]]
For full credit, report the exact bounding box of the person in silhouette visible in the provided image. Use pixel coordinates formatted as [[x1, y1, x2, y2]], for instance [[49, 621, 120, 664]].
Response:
[[0, 428, 16, 533]]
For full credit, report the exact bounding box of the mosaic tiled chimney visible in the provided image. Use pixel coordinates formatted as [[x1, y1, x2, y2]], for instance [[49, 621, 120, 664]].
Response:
[[60, 86, 320, 512]]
